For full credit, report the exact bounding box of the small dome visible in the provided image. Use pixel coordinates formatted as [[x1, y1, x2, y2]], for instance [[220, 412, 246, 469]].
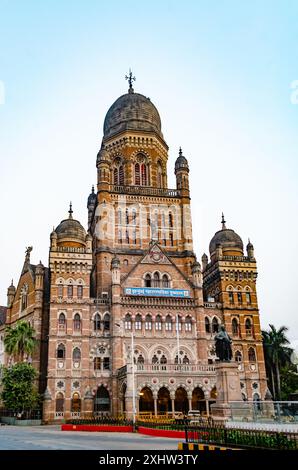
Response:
[[87, 185, 97, 207], [175, 147, 189, 171], [103, 91, 163, 140], [55, 204, 86, 246], [209, 215, 243, 256]]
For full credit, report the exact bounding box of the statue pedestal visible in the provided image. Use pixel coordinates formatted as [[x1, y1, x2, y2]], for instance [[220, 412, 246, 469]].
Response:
[[211, 362, 250, 420]]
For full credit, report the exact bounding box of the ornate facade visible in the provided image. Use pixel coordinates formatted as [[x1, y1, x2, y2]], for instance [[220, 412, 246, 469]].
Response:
[[0, 78, 267, 421]]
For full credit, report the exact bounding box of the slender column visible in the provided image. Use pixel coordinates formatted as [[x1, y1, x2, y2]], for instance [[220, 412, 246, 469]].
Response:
[[206, 400, 210, 417]]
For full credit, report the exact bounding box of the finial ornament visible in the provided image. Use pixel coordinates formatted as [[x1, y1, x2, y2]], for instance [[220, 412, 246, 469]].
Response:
[[92, 185, 94, 193], [125, 68, 136, 93], [69, 201, 73, 219], [25, 246, 33, 263], [179, 147, 183, 157], [221, 212, 226, 229]]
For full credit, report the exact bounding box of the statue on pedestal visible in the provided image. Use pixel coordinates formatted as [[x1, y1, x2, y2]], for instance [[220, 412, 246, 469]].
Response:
[[215, 325, 233, 362]]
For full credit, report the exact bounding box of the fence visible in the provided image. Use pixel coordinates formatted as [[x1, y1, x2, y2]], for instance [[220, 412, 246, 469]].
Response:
[[229, 400, 298, 424], [185, 424, 298, 450], [0, 409, 42, 420]]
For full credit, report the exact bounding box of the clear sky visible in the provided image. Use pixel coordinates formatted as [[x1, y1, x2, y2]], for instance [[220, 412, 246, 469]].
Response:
[[0, 1, 297, 347]]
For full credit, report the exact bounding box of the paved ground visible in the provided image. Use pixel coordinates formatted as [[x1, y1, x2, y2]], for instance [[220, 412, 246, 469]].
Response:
[[0, 425, 181, 450]]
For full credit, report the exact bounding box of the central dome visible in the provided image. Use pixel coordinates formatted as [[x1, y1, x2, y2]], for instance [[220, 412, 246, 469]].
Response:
[[103, 91, 163, 140]]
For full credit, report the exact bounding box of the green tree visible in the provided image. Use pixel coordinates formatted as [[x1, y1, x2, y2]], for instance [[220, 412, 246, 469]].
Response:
[[280, 363, 298, 400], [262, 324, 292, 400], [1, 363, 40, 411], [4, 320, 37, 361]]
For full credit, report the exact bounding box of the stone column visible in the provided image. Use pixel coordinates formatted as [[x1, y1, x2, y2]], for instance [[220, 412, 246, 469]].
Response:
[[83, 388, 94, 419], [42, 387, 53, 424], [187, 392, 192, 412], [170, 391, 175, 415], [153, 391, 158, 417]]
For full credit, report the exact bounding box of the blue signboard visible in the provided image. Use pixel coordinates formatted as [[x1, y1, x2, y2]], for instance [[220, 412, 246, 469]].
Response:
[[124, 287, 190, 298]]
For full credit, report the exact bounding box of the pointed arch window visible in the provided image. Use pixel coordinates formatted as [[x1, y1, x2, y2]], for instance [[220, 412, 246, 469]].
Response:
[[145, 274, 151, 287], [103, 313, 110, 331], [235, 350, 242, 362], [119, 165, 124, 185], [205, 317, 211, 334], [58, 285, 63, 298], [58, 313, 66, 330], [135, 314, 142, 330], [145, 314, 152, 331], [169, 213, 173, 228], [162, 274, 170, 288], [248, 347, 256, 362], [155, 314, 162, 331], [212, 317, 219, 334], [72, 347, 81, 361], [141, 164, 147, 186], [73, 313, 81, 331], [94, 313, 101, 331], [165, 315, 172, 331], [125, 314, 132, 330], [157, 162, 163, 188], [113, 168, 118, 185], [135, 163, 140, 185], [245, 318, 252, 337], [185, 315, 192, 332], [232, 318, 239, 336], [153, 272, 160, 288], [57, 343, 65, 359]]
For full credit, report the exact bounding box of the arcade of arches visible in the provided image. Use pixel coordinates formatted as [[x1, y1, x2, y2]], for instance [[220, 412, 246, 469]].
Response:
[[138, 386, 217, 416]]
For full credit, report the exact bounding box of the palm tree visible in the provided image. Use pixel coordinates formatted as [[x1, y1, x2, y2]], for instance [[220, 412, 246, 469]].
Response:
[[4, 321, 37, 362], [262, 324, 292, 400]]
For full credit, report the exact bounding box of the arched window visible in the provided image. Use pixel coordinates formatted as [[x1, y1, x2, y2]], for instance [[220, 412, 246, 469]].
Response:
[[248, 347, 256, 362], [56, 392, 64, 413], [160, 355, 167, 370], [162, 274, 170, 288], [169, 213, 173, 228], [246, 292, 251, 304], [205, 317, 211, 334], [57, 344, 65, 359], [185, 316, 192, 332], [155, 315, 162, 331], [119, 165, 124, 185], [103, 357, 110, 370], [228, 292, 234, 304], [157, 163, 163, 188], [152, 354, 158, 364], [67, 285, 73, 298], [94, 357, 101, 370], [125, 208, 129, 225], [153, 272, 160, 287], [72, 347, 81, 361], [232, 318, 239, 336], [235, 350, 242, 362], [125, 314, 132, 330], [176, 315, 182, 332], [137, 354, 144, 370], [135, 163, 140, 185], [237, 292, 243, 304], [58, 313, 66, 330], [145, 274, 151, 287], [183, 355, 190, 364], [145, 314, 152, 331], [71, 392, 81, 412], [141, 163, 147, 185], [245, 319, 252, 336], [135, 314, 142, 330], [94, 313, 101, 331], [113, 167, 118, 185], [73, 313, 81, 331], [165, 315, 172, 331], [77, 285, 83, 299], [212, 317, 219, 334], [58, 285, 63, 298], [103, 313, 110, 331]]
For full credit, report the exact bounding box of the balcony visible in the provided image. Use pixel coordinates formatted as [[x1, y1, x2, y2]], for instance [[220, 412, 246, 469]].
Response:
[[135, 364, 215, 374], [121, 296, 195, 307], [111, 185, 180, 198]]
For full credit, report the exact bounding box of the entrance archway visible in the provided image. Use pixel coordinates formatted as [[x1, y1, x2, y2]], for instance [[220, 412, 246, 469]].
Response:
[[94, 385, 110, 415], [192, 387, 206, 413], [175, 387, 189, 413], [157, 387, 172, 414], [139, 387, 154, 413]]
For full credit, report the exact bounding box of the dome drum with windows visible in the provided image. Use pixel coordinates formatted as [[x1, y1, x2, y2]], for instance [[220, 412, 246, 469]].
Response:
[[51, 203, 88, 248]]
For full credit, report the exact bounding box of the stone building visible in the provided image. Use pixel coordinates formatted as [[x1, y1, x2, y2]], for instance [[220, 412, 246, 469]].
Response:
[[1, 77, 267, 421]]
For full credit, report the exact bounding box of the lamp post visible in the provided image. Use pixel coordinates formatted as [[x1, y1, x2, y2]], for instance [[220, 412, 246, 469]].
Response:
[[115, 322, 136, 424]]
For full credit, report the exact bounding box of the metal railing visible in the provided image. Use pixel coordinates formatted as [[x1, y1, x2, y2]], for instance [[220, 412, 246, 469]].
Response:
[[0, 409, 42, 420]]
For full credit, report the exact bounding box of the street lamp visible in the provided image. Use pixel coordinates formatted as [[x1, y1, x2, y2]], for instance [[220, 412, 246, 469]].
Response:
[[115, 322, 136, 424]]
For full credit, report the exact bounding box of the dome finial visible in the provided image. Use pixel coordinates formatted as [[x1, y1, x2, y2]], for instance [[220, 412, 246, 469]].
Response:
[[125, 68, 136, 93], [69, 201, 73, 219], [92, 185, 94, 193], [179, 147, 183, 157], [221, 212, 226, 229]]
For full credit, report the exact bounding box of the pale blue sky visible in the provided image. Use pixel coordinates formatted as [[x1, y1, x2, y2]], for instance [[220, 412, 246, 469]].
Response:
[[0, 1, 297, 346]]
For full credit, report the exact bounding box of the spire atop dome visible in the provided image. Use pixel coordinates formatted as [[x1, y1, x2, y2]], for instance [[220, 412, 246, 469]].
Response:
[[221, 212, 226, 230], [125, 68, 136, 94], [91, 185, 94, 193], [179, 147, 183, 157], [68, 201, 73, 219]]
